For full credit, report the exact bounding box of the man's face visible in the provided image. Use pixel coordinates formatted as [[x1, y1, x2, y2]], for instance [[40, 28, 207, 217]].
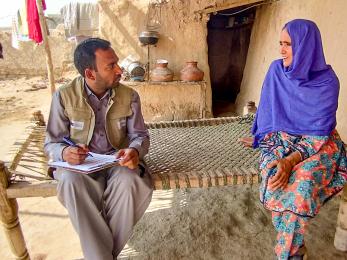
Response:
[[279, 29, 293, 68], [93, 48, 122, 90]]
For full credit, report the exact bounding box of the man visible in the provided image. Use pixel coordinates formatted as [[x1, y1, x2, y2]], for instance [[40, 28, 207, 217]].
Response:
[[44, 38, 153, 260]]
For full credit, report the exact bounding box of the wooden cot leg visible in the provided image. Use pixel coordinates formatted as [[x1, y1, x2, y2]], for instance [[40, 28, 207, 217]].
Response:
[[32, 110, 45, 126], [334, 185, 347, 251], [0, 161, 30, 259]]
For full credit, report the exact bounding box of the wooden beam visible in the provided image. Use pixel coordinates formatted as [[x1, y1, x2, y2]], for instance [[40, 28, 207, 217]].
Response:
[[36, 0, 55, 95], [196, 0, 266, 14], [7, 181, 57, 199]]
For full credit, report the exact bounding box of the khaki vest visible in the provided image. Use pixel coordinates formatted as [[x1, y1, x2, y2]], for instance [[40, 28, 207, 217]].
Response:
[[59, 76, 133, 149]]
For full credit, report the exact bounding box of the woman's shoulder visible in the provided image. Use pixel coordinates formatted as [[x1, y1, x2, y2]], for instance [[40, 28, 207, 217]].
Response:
[[264, 59, 283, 75], [263, 59, 283, 79], [269, 59, 283, 69]]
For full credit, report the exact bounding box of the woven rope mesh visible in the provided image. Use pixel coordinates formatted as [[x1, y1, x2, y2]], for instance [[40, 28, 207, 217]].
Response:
[[145, 116, 260, 175], [8, 124, 50, 183]]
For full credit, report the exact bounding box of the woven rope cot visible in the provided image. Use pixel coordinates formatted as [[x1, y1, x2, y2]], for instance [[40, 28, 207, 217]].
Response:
[[146, 116, 260, 189], [0, 111, 260, 259]]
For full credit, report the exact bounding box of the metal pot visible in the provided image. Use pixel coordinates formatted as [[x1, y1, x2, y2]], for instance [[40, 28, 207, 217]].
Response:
[[139, 30, 159, 45], [128, 62, 145, 81]]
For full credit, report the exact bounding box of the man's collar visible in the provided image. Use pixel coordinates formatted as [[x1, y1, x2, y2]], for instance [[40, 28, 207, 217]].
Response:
[[84, 81, 111, 100]]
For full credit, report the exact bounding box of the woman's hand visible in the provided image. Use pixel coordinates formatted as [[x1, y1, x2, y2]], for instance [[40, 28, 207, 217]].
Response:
[[267, 151, 302, 190], [239, 136, 254, 147], [267, 158, 293, 190]]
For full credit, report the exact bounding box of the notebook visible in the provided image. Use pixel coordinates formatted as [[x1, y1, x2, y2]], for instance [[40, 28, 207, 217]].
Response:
[[48, 152, 120, 174]]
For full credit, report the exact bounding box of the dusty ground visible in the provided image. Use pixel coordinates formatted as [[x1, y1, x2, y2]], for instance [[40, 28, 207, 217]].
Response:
[[0, 76, 346, 260]]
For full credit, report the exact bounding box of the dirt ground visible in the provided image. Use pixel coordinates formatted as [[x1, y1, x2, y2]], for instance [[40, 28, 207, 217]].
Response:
[[0, 76, 346, 260]]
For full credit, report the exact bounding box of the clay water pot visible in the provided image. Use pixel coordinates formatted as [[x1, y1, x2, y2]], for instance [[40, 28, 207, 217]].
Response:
[[151, 59, 174, 82], [180, 61, 204, 81]]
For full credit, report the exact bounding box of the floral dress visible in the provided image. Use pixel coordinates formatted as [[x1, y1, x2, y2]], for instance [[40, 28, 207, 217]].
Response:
[[258, 130, 347, 259]]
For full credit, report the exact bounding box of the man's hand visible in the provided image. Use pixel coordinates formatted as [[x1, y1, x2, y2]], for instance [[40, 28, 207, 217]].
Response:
[[116, 148, 139, 170], [239, 136, 254, 148], [62, 144, 90, 165]]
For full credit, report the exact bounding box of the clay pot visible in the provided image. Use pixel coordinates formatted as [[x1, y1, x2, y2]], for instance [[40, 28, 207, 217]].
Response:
[[180, 61, 204, 81], [151, 59, 174, 82]]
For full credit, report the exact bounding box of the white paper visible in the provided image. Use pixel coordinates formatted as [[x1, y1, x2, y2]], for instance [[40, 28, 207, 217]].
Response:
[[48, 152, 120, 173]]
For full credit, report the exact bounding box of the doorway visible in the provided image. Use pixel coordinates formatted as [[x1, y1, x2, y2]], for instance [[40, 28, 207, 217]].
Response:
[[207, 5, 256, 117]]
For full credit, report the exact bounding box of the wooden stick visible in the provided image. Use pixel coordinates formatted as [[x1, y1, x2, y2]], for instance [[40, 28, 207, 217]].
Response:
[[7, 181, 57, 199], [32, 110, 46, 126], [195, 0, 265, 14], [10, 111, 46, 171], [9, 130, 37, 171], [8, 170, 49, 181], [0, 161, 30, 259], [36, 0, 55, 95]]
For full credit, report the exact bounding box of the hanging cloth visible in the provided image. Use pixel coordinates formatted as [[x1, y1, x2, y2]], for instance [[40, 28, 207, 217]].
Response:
[[60, 3, 98, 39], [0, 43, 3, 59], [18, 1, 29, 37], [11, 0, 30, 49], [27, 0, 46, 44], [60, 2, 79, 38]]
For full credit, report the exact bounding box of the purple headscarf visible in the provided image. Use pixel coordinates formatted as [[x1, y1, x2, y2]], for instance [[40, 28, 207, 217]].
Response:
[[252, 19, 339, 147]]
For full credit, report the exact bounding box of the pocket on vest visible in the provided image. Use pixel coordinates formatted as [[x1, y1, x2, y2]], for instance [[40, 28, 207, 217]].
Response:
[[107, 117, 128, 148]]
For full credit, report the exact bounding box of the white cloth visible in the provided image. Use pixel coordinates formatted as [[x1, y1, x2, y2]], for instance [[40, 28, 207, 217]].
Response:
[[11, 5, 31, 50], [60, 3, 99, 38], [11, 17, 20, 49]]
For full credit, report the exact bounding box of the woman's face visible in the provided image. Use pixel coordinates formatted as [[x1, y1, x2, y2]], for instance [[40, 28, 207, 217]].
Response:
[[279, 29, 293, 67]]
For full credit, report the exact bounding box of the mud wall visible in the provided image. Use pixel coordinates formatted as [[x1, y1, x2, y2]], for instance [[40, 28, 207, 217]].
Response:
[[125, 81, 207, 121], [236, 0, 347, 140], [0, 28, 75, 77], [98, 0, 263, 117]]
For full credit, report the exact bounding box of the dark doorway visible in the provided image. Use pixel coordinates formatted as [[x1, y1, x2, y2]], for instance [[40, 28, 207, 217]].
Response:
[[208, 5, 256, 117]]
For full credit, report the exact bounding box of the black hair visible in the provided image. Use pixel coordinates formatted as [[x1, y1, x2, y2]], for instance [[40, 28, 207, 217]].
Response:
[[73, 38, 111, 77]]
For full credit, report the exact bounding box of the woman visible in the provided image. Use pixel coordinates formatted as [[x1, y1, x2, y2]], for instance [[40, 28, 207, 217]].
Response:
[[242, 19, 347, 259]]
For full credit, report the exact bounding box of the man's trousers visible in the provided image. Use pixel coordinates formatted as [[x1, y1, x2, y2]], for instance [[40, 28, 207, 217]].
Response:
[[54, 165, 153, 260]]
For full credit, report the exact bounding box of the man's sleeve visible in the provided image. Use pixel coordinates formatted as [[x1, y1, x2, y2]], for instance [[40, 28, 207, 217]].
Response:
[[127, 91, 150, 160], [44, 91, 70, 161]]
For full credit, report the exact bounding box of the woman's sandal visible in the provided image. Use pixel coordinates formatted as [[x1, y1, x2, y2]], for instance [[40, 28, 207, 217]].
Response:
[[288, 245, 308, 260]]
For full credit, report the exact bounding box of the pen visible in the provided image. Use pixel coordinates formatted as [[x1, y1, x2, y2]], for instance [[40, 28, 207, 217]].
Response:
[[63, 137, 93, 157]]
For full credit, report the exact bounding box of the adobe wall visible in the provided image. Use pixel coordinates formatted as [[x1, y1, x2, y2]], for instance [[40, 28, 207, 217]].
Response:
[[98, 0, 263, 117], [125, 81, 207, 121], [0, 27, 75, 77]]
